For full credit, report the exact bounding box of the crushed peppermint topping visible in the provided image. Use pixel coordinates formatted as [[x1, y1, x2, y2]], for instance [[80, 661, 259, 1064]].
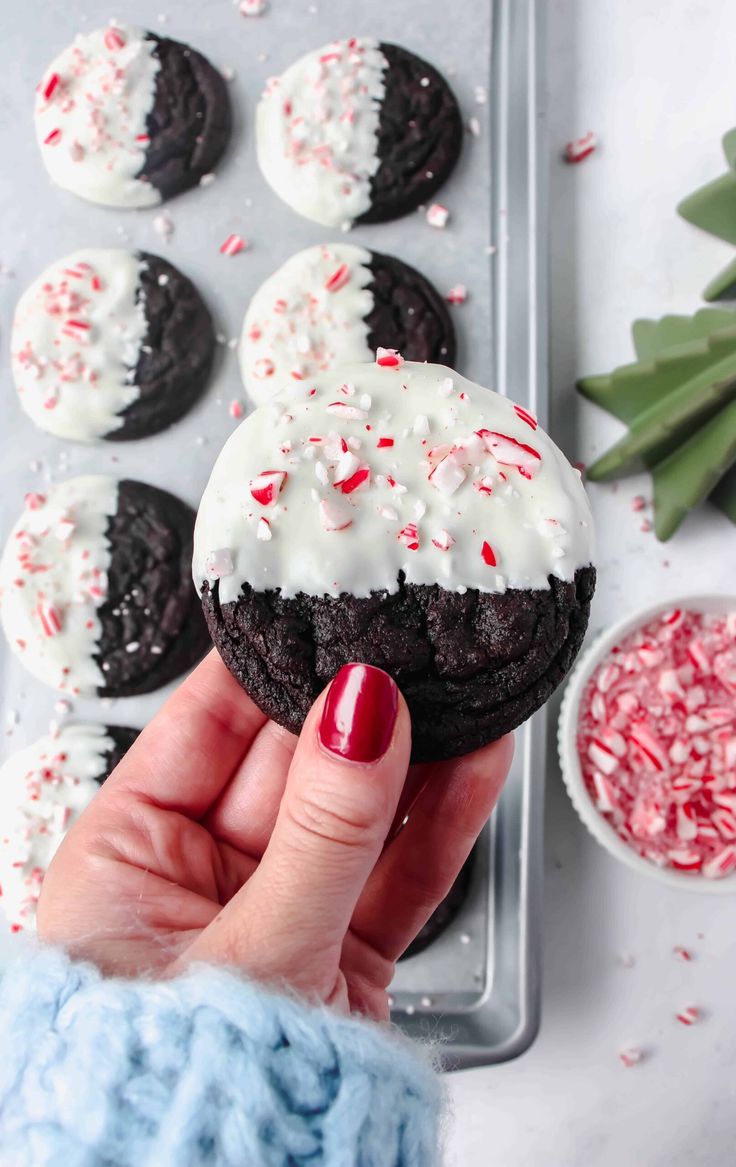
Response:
[[481, 541, 497, 567], [432, 529, 455, 551], [514, 405, 538, 430], [376, 348, 404, 369], [319, 498, 352, 531], [204, 548, 234, 578], [249, 470, 287, 506], [397, 522, 420, 551], [426, 203, 449, 229], [564, 131, 598, 164], [220, 234, 248, 257], [326, 401, 367, 420], [676, 1006, 701, 1026], [325, 263, 351, 292], [193, 363, 593, 605], [578, 608, 736, 879], [618, 1048, 644, 1068], [446, 284, 467, 305]]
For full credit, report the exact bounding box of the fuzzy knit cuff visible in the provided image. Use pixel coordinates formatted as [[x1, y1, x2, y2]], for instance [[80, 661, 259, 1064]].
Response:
[[0, 948, 442, 1166]]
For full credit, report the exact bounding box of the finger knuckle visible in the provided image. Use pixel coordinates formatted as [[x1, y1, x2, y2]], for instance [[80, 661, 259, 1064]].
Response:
[[286, 785, 385, 852]]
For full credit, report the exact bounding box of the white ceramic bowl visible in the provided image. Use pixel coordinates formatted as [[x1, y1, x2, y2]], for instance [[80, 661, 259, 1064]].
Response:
[[558, 593, 736, 894]]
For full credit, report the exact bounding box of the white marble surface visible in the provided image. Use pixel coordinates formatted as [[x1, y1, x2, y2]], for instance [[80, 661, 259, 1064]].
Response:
[[446, 2, 736, 1164]]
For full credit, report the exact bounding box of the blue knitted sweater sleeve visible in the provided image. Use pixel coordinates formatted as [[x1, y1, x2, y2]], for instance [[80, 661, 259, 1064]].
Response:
[[0, 948, 442, 1167]]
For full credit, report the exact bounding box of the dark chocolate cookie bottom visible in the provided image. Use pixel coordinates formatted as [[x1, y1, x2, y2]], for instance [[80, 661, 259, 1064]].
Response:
[[102, 726, 140, 779], [366, 251, 456, 367], [107, 252, 215, 441], [139, 33, 232, 201], [356, 43, 463, 224], [201, 567, 596, 762], [96, 480, 210, 697]]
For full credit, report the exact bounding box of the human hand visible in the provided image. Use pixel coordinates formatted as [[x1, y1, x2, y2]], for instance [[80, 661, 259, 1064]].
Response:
[[37, 652, 513, 1021]]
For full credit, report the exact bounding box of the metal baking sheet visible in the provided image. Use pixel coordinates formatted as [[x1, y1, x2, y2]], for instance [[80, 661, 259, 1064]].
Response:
[[0, 0, 546, 1067]]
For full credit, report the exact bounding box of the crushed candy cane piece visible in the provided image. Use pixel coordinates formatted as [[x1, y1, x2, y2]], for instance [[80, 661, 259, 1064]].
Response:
[[319, 499, 352, 531], [446, 284, 467, 304], [220, 233, 247, 257], [397, 522, 420, 551], [325, 263, 350, 292], [676, 1006, 700, 1026], [204, 549, 234, 578], [481, 541, 497, 567], [376, 348, 404, 369], [426, 203, 449, 229], [564, 132, 597, 164], [153, 214, 174, 241], [618, 1047, 644, 1068], [250, 470, 287, 506], [432, 529, 455, 552], [578, 608, 736, 879]]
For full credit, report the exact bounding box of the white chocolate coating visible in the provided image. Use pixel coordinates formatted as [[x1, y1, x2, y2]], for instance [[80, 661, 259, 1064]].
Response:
[[12, 249, 147, 442], [0, 477, 119, 694], [256, 38, 386, 228], [0, 725, 114, 931], [240, 243, 375, 405], [34, 25, 160, 209], [194, 361, 595, 602]]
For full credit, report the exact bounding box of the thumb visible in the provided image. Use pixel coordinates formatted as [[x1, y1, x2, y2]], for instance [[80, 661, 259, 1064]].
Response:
[[188, 664, 411, 991]]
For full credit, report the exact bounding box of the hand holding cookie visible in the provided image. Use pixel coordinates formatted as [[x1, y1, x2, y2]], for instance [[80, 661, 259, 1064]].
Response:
[[36, 650, 512, 1019]]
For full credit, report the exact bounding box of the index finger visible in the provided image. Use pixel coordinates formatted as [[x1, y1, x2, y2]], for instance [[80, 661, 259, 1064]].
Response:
[[103, 650, 268, 817]]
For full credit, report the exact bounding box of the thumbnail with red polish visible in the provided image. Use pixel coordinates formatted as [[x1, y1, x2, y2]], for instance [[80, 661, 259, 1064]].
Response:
[[319, 664, 398, 763]]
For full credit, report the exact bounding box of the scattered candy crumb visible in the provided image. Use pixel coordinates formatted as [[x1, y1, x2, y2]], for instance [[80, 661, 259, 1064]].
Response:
[[153, 213, 174, 241], [675, 1006, 701, 1026], [229, 400, 244, 419], [673, 946, 693, 962], [618, 1047, 645, 1068], [426, 203, 449, 229], [565, 131, 598, 163], [220, 233, 247, 257], [446, 284, 468, 304]]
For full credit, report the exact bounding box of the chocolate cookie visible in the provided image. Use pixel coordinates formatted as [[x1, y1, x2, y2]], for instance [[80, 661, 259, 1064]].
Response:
[[256, 38, 462, 229], [0, 477, 209, 697], [194, 360, 596, 762], [35, 24, 231, 208], [400, 847, 477, 961], [240, 243, 456, 405], [0, 723, 138, 932], [12, 249, 215, 442]]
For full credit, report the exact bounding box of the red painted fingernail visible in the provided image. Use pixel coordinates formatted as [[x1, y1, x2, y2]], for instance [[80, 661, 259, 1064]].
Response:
[[319, 664, 398, 763]]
